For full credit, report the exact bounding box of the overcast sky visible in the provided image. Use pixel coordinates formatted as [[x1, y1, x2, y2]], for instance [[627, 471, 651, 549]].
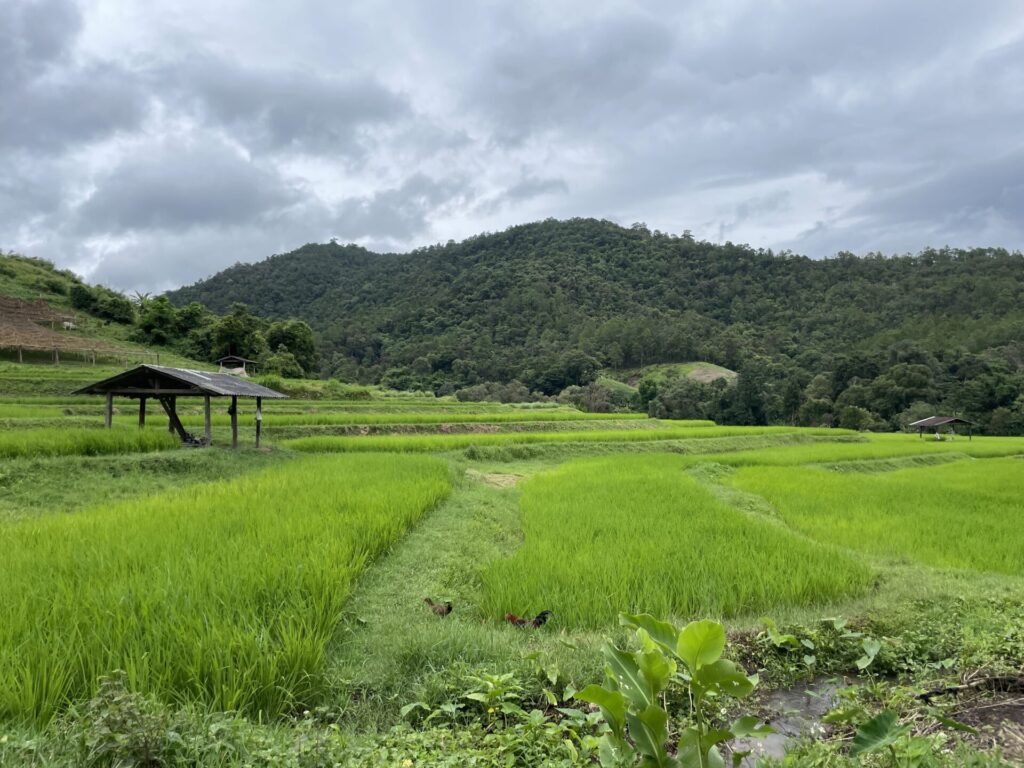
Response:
[[3, 0, 1023, 292]]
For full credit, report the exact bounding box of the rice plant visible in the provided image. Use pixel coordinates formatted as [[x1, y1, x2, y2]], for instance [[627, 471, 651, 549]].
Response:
[[481, 454, 871, 628], [0, 427, 179, 458], [731, 456, 1024, 574], [683, 435, 1024, 467], [284, 426, 845, 453], [0, 453, 450, 723], [172, 410, 656, 427]]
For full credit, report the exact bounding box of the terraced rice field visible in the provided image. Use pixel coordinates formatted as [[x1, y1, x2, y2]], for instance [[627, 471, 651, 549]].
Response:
[[0, 453, 449, 722], [480, 454, 872, 627], [2, 377, 1024, 766]]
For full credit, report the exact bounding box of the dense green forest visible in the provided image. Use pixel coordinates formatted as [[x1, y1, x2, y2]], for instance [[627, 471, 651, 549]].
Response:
[[167, 218, 1024, 433]]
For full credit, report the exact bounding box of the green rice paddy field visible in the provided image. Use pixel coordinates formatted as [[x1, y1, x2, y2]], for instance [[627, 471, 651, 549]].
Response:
[[1, 368, 1023, 765]]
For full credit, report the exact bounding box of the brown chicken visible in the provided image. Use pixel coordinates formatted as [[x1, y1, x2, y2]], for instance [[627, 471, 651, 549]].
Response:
[[424, 597, 453, 616], [505, 610, 552, 628]]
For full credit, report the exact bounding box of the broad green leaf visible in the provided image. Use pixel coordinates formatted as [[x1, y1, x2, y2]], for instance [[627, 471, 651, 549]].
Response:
[[931, 712, 978, 734], [861, 637, 882, 659], [638, 647, 675, 697], [603, 643, 653, 709], [574, 684, 627, 738], [850, 710, 909, 755], [621, 613, 680, 652], [597, 734, 630, 768], [730, 715, 774, 737], [692, 659, 755, 699], [677, 620, 726, 670], [399, 701, 427, 718], [626, 704, 671, 766]]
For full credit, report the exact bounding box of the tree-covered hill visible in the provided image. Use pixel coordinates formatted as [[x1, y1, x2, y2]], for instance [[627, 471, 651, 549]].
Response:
[[167, 218, 1024, 431]]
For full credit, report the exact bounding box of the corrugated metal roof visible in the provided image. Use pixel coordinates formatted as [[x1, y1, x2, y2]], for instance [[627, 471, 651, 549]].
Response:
[[909, 415, 976, 427], [73, 364, 288, 398]]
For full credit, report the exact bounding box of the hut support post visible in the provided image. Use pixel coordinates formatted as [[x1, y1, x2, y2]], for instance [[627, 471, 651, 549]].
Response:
[[204, 396, 212, 445], [230, 395, 238, 449], [104, 392, 113, 428], [157, 396, 188, 441], [255, 396, 262, 448], [138, 396, 146, 428]]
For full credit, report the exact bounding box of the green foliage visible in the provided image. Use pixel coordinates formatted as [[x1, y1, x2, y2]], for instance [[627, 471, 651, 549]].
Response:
[[0, 454, 450, 722], [164, 220, 1024, 429], [0, 427, 179, 459], [731, 457, 1024, 575], [481, 455, 871, 627], [212, 302, 269, 361], [576, 614, 769, 768], [267, 319, 319, 375], [285, 426, 841, 454]]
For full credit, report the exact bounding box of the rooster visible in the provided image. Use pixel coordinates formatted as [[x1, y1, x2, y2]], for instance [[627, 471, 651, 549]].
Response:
[[505, 610, 553, 628], [424, 597, 453, 617]]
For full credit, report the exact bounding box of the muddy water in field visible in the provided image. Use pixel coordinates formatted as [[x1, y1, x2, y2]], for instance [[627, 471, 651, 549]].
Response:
[[732, 677, 854, 765]]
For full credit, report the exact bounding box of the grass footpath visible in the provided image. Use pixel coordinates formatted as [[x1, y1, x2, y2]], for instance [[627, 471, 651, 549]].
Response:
[[325, 469, 609, 731]]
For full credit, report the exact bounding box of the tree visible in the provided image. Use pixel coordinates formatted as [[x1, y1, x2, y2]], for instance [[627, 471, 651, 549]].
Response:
[[264, 345, 304, 378], [212, 303, 268, 361], [267, 319, 319, 376], [135, 297, 180, 345]]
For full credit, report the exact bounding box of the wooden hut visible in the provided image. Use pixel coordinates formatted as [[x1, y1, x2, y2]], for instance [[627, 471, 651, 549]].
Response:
[[217, 355, 259, 376], [909, 415, 976, 441], [74, 364, 287, 448]]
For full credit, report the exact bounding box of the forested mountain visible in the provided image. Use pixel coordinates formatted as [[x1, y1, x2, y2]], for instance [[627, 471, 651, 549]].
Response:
[[167, 218, 1024, 432]]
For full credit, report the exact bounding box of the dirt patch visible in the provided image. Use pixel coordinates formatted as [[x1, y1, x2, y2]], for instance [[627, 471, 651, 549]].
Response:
[[687, 365, 738, 384], [955, 692, 1024, 761], [465, 469, 522, 488]]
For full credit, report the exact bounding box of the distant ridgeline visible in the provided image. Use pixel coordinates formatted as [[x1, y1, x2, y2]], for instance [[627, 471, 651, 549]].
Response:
[[167, 218, 1024, 433]]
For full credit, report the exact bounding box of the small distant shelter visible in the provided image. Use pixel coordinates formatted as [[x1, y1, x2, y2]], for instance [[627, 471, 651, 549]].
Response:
[[217, 355, 259, 377], [74, 364, 287, 448], [909, 415, 976, 441]]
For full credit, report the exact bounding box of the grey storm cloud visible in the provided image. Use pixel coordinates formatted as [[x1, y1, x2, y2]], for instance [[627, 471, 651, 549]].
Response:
[[75, 140, 303, 233], [163, 53, 410, 157], [1, 0, 1023, 291], [0, 0, 150, 152]]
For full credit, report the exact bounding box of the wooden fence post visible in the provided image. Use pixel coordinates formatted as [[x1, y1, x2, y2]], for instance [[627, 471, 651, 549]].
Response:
[[204, 396, 212, 445], [138, 396, 146, 428], [105, 393, 113, 428], [230, 395, 238, 449]]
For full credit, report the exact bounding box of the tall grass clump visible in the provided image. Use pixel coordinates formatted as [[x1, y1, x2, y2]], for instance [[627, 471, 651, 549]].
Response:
[[0, 427, 179, 458], [285, 426, 844, 453], [731, 457, 1024, 575], [0, 454, 450, 723], [481, 454, 871, 628]]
